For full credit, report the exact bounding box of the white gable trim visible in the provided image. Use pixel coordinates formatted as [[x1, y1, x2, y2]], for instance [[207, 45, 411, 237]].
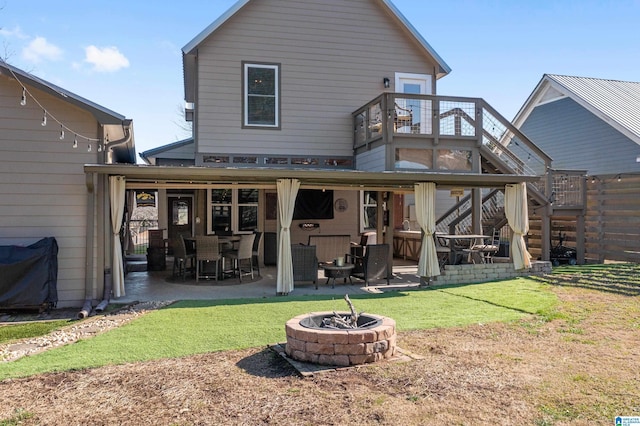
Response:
[[182, 0, 250, 54], [514, 74, 640, 147]]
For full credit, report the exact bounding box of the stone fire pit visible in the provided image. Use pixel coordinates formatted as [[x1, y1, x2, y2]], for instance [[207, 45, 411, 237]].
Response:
[[285, 310, 397, 367]]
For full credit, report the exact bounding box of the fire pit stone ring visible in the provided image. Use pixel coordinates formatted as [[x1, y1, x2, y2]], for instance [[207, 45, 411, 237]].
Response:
[[285, 311, 397, 366]]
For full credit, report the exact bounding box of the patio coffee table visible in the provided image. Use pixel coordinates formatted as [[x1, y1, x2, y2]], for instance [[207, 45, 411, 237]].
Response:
[[321, 263, 354, 288]]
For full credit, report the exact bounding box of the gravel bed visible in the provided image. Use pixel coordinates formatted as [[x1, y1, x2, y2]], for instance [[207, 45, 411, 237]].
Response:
[[1, 301, 173, 362]]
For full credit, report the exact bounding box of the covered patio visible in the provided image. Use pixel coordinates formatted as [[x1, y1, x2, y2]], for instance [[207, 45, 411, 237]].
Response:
[[84, 164, 542, 304]]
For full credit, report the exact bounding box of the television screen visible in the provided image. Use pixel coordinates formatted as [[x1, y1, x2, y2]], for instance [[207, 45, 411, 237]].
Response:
[[293, 189, 334, 220]]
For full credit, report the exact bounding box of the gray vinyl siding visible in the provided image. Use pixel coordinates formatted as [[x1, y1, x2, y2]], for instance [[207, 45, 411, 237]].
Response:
[[0, 77, 100, 307], [520, 97, 640, 175], [194, 0, 439, 158], [356, 146, 386, 171]]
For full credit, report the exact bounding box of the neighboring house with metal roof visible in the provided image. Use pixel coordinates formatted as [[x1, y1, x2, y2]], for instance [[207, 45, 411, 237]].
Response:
[[139, 138, 195, 166], [512, 74, 640, 176], [0, 61, 135, 308]]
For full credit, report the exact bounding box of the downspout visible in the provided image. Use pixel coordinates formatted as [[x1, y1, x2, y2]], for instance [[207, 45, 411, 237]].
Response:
[[78, 172, 96, 319], [78, 121, 132, 318], [95, 121, 133, 313]]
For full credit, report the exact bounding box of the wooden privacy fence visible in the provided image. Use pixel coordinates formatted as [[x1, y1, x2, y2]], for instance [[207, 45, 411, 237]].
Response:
[[585, 173, 640, 263], [527, 173, 640, 263]]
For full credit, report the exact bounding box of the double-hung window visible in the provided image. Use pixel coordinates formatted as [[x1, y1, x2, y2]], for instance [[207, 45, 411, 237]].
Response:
[[243, 62, 280, 128]]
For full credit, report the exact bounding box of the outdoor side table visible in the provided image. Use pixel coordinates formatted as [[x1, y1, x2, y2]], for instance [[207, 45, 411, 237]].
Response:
[[321, 263, 354, 288]]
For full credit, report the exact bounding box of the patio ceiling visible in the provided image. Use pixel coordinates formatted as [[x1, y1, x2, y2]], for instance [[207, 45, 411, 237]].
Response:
[[85, 164, 541, 192]]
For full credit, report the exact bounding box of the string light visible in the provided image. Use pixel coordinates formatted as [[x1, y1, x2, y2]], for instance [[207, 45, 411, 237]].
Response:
[[87, 143, 92, 152], [3, 60, 103, 145]]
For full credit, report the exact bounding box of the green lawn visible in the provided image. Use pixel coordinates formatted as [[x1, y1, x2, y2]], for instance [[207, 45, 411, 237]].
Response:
[[0, 277, 557, 380]]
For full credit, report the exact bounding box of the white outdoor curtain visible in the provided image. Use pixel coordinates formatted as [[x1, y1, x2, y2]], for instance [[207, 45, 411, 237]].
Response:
[[109, 176, 127, 298], [276, 178, 300, 294], [414, 182, 440, 278], [505, 183, 532, 270]]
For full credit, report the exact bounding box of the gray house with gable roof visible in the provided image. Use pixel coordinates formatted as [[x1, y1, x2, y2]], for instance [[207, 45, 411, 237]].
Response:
[[512, 74, 640, 177]]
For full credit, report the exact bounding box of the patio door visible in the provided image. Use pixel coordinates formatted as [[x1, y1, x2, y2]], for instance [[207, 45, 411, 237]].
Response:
[[395, 73, 432, 134], [167, 195, 193, 253]]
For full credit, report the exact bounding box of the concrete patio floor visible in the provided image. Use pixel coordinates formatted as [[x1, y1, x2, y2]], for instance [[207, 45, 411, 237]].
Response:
[[116, 258, 422, 304]]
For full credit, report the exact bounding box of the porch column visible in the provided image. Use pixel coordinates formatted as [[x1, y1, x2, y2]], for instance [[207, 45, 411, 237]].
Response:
[[540, 208, 551, 262], [471, 188, 482, 234], [576, 214, 585, 264], [384, 191, 394, 279]]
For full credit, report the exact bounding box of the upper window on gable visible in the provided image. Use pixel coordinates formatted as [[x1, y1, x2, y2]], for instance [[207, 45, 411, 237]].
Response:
[[243, 63, 279, 128]]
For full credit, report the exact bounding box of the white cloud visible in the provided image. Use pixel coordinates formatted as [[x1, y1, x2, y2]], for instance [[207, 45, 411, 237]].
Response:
[[84, 45, 129, 72], [22, 37, 63, 63], [0, 25, 28, 39]]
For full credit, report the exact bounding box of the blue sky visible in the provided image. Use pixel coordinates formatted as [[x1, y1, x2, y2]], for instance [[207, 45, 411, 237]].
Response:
[[2, 0, 639, 160]]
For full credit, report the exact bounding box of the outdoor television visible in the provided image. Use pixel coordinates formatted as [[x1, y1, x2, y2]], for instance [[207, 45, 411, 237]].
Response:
[[293, 189, 334, 220]]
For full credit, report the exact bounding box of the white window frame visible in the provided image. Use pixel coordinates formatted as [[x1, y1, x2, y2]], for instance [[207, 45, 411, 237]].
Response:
[[243, 63, 279, 128], [360, 190, 378, 232]]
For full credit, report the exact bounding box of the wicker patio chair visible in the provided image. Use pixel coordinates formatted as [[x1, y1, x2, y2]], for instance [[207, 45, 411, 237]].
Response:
[[291, 244, 318, 288], [172, 235, 195, 281], [346, 243, 390, 286], [195, 235, 220, 282], [224, 233, 255, 282], [434, 233, 451, 269], [251, 231, 263, 276]]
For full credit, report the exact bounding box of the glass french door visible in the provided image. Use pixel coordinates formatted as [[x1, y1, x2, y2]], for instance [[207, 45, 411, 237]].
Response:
[[395, 73, 432, 134]]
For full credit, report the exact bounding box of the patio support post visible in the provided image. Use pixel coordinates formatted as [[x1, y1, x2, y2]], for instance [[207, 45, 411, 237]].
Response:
[[540, 209, 551, 262], [384, 191, 394, 279], [576, 214, 585, 264], [471, 188, 482, 234]]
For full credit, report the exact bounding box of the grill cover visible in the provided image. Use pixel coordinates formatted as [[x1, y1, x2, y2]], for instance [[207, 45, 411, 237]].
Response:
[[0, 237, 58, 308]]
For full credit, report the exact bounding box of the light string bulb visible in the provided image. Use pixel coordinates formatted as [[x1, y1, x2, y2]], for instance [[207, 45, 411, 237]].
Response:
[[73, 134, 78, 148], [87, 142, 92, 152], [2, 62, 103, 146], [59, 124, 65, 140]]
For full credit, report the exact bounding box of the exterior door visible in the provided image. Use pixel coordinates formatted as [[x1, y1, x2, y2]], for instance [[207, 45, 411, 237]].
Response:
[[167, 195, 193, 253], [395, 73, 432, 134]]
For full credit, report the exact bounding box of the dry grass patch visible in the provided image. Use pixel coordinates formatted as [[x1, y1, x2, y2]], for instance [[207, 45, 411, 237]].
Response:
[[0, 264, 638, 425]]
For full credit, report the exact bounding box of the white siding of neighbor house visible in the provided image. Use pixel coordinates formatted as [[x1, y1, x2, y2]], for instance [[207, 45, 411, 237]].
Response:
[[194, 0, 439, 157], [0, 77, 100, 307]]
